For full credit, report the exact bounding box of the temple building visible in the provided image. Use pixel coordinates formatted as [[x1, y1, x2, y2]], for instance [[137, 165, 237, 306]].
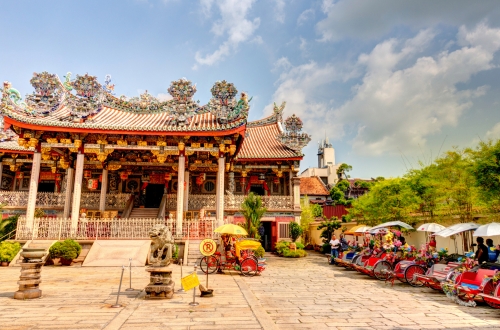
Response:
[[0, 72, 310, 251]]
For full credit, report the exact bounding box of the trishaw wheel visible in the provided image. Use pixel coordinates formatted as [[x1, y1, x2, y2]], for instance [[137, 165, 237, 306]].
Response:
[[373, 261, 392, 281], [240, 257, 258, 277], [404, 264, 426, 287], [482, 280, 500, 309], [200, 256, 219, 274]]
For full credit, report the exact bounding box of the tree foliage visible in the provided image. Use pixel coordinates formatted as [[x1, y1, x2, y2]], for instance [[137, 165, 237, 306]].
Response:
[[289, 221, 303, 242], [241, 192, 267, 239], [329, 180, 353, 206], [336, 163, 352, 180], [300, 197, 319, 244], [317, 217, 342, 244]]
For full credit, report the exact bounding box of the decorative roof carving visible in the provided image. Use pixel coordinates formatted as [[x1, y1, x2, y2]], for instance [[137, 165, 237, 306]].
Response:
[[128, 91, 161, 112], [206, 81, 250, 124], [24, 72, 64, 116], [247, 101, 285, 127], [163, 78, 202, 127], [66, 73, 104, 121], [277, 114, 311, 154]]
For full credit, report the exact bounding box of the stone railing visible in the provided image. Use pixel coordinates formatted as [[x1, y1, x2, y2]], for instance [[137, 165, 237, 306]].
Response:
[[0, 192, 131, 210], [164, 194, 293, 211], [15, 216, 216, 240]]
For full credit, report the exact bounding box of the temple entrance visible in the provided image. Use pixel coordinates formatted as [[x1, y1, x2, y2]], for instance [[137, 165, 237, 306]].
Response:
[[250, 185, 265, 196], [260, 221, 272, 251], [38, 181, 55, 193], [145, 184, 164, 208]]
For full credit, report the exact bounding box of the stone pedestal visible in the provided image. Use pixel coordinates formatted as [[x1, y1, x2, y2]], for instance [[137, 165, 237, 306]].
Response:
[[145, 267, 175, 299], [14, 248, 46, 300]]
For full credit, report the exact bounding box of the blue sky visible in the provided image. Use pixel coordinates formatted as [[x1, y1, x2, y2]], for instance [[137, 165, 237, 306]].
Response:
[[2, 0, 500, 178]]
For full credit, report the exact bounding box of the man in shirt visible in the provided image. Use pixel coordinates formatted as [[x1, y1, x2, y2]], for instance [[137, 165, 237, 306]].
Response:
[[330, 234, 340, 263], [475, 237, 489, 264]]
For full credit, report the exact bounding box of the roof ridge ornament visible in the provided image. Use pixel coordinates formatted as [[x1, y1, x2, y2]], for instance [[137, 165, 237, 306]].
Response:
[[24, 72, 64, 116], [164, 78, 201, 127], [128, 90, 161, 112], [273, 101, 285, 123], [66, 73, 104, 122], [207, 80, 250, 124], [277, 114, 311, 154]]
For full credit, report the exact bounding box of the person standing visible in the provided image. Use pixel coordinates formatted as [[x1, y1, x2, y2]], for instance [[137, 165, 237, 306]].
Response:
[[475, 237, 489, 264], [486, 238, 499, 262], [330, 234, 340, 262]]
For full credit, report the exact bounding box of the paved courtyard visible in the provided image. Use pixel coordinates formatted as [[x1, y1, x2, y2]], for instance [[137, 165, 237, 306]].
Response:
[[1, 252, 500, 330]]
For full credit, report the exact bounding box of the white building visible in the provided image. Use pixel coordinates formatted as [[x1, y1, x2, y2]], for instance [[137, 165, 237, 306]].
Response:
[[300, 138, 341, 188]]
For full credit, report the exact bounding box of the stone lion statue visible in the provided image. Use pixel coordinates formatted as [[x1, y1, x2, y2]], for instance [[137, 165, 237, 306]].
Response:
[[149, 224, 174, 266]]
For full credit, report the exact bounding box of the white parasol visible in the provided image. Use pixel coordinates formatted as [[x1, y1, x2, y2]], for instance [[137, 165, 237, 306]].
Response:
[[473, 222, 500, 237], [370, 220, 414, 232], [434, 223, 480, 237], [353, 226, 372, 234], [417, 223, 446, 233]]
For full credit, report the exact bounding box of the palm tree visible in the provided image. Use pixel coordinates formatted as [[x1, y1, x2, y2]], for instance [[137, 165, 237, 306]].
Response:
[[240, 192, 267, 239]]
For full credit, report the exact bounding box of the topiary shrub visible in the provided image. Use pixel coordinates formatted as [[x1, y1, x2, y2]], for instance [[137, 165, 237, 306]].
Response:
[[0, 241, 21, 262], [283, 249, 308, 258], [289, 221, 303, 242], [275, 241, 290, 256], [322, 243, 331, 254], [254, 246, 265, 258], [49, 239, 81, 262], [295, 242, 305, 250]]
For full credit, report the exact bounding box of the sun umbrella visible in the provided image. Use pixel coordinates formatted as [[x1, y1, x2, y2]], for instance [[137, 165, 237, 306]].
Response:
[[370, 220, 414, 231], [417, 223, 446, 233], [353, 226, 372, 234], [214, 224, 248, 236], [345, 225, 367, 236], [473, 223, 500, 237], [434, 222, 480, 237]]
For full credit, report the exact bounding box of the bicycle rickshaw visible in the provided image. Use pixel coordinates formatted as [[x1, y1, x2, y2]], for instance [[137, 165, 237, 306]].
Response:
[[200, 224, 266, 276]]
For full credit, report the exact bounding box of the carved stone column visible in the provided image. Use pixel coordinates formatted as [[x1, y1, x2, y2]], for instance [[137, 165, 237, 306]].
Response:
[[71, 153, 85, 231], [216, 157, 225, 227], [176, 155, 185, 235], [26, 152, 41, 230], [99, 169, 108, 212], [183, 170, 189, 213], [292, 176, 301, 224], [63, 167, 75, 218]]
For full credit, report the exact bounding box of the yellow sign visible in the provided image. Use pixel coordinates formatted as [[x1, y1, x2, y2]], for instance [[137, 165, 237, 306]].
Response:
[[199, 239, 217, 256], [181, 272, 200, 291]]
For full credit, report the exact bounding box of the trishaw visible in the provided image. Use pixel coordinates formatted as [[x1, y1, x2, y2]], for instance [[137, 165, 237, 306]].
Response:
[[441, 261, 500, 306], [478, 272, 500, 309], [199, 238, 265, 277]]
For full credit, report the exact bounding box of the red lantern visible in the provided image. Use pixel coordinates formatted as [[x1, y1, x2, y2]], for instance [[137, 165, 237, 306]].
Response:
[[84, 170, 92, 179], [164, 173, 172, 181], [120, 171, 128, 180], [15, 171, 24, 180], [273, 177, 280, 184], [87, 178, 99, 190]]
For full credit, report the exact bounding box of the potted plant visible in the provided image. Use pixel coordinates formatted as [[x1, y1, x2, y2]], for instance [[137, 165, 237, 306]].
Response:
[[0, 241, 21, 266], [49, 239, 82, 266]]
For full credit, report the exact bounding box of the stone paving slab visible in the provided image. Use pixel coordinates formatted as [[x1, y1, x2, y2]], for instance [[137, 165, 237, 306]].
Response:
[[1, 253, 500, 329]]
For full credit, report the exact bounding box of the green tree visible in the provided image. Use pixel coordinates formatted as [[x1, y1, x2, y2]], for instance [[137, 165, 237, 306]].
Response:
[[348, 178, 420, 226], [240, 192, 267, 239], [311, 204, 323, 217], [0, 204, 18, 242], [336, 163, 352, 180], [317, 217, 342, 244], [329, 180, 353, 206], [289, 221, 303, 242], [470, 139, 500, 211], [300, 197, 319, 244]]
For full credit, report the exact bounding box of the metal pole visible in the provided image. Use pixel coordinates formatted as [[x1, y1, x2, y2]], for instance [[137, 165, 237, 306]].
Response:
[[189, 265, 199, 306], [111, 266, 125, 308], [177, 258, 185, 293], [125, 258, 134, 291]]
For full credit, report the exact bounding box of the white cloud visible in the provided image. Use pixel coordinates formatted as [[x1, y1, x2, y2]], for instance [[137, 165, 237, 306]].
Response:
[[316, 0, 500, 42], [157, 93, 173, 101], [274, 0, 285, 23], [267, 24, 500, 157], [485, 122, 500, 140], [194, 0, 260, 67], [297, 9, 314, 26], [272, 57, 292, 72]]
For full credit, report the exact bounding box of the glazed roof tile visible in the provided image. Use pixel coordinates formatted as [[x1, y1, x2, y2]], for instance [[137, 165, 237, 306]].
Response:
[[236, 118, 300, 160], [300, 176, 330, 196], [3, 104, 245, 133]]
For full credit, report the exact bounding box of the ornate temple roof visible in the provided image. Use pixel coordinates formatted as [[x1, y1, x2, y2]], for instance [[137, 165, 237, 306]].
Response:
[[1, 73, 249, 135], [236, 102, 310, 161]]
